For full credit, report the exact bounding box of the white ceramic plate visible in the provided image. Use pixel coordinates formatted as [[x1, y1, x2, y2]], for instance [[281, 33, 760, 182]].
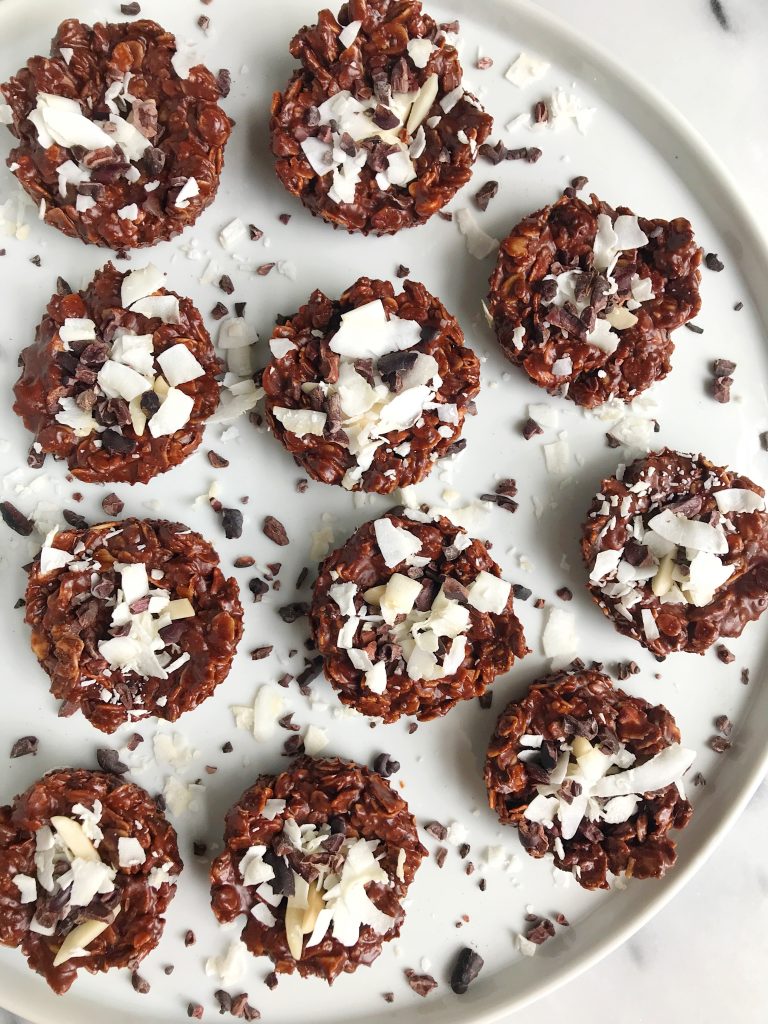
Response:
[[1, 1, 767, 1022]]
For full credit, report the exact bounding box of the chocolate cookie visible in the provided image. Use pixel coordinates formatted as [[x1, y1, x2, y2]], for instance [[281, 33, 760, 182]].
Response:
[[484, 671, 694, 890], [310, 510, 528, 721], [0, 767, 181, 993], [270, 0, 492, 234], [1, 18, 232, 247], [581, 448, 768, 655], [263, 277, 480, 492], [24, 518, 243, 733], [486, 193, 702, 407], [13, 262, 221, 484], [210, 756, 426, 983]]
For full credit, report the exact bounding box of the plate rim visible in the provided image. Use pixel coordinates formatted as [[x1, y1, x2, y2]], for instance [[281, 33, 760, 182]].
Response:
[[0, 0, 766, 1021]]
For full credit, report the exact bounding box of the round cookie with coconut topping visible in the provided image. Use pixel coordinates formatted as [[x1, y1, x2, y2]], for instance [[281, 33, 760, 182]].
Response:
[[1, 18, 231, 248], [263, 277, 480, 493], [13, 261, 221, 484], [484, 671, 695, 890], [486, 193, 702, 407], [310, 510, 528, 721], [0, 767, 181, 993], [581, 449, 768, 655], [24, 518, 243, 733], [270, 0, 492, 234], [210, 756, 426, 982]]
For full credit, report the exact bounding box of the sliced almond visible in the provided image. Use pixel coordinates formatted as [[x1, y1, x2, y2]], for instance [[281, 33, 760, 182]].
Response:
[[284, 904, 305, 961], [153, 375, 170, 400], [301, 881, 323, 935], [651, 552, 676, 597], [167, 598, 195, 620], [406, 74, 438, 135], [50, 816, 100, 862], [570, 736, 592, 759], [362, 584, 386, 606], [606, 306, 639, 331], [52, 908, 119, 967], [128, 395, 147, 436]]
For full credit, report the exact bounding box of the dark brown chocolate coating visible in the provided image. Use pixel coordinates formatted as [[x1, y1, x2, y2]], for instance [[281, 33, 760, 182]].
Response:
[[581, 449, 768, 655], [487, 194, 702, 407], [484, 671, 693, 890], [209, 756, 426, 983], [310, 511, 528, 721], [1, 18, 232, 247], [24, 518, 243, 733], [262, 277, 480, 493], [269, 0, 492, 234], [0, 768, 181, 993], [13, 262, 221, 485]]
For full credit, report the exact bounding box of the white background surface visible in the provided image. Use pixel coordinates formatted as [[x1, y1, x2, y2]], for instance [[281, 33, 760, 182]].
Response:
[[0, 1, 766, 1022]]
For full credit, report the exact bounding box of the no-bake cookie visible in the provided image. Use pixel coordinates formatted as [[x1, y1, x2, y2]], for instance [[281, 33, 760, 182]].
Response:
[[24, 518, 243, 733], [0, 767, 181, 993], [262, 277, 480, 493], [210, 756, 426, 982], [1, 18, 232, 247], [270, 0, 492, 234], [484, 670, 694, 890], [310, 509, 528, 721], [486, 193, 702, 407], [13, 262, 221, 484], [581, 448, 768, 655]]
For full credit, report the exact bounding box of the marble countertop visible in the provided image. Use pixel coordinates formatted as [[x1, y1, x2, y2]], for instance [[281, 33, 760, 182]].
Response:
[[1, 2, 766, 1023]]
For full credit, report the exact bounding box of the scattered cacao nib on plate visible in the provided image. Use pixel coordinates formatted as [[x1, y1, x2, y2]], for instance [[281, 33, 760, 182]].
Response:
[[1, 501, 33, 536], [715, 714, 733, 736], [704, 252, 725, 272], [96, 747, 129, 775], [10, 735, 38, 758], [474, 180, 499, 212], [450, 947, 484, 994], [373, 753, 400, 777], [263, 515, 289, 545], [221, 507, 244, 539], [404, 969, 438, 997], [101, 493, 124, 517], [250, 645, 273, 661]]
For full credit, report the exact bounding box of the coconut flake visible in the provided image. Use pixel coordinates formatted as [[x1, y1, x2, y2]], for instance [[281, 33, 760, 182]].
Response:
[[272, 407, 327, 437], [338, 20, 362, 48], [466, 571, 511, 614], [407, 38, 434, 69], [714, 488, 765, 514], [373, 518, 422, 568], [542, 607, 578, 666], [156, 344, 205, 387], [504, 53, 551, 87], [455, 208, 499, 259], [647, 508, 728, 554], [174, 176, 199, 208], [303, 725, 329, 756], [117, 837, 146, 868], [147, 388, 194, 437]]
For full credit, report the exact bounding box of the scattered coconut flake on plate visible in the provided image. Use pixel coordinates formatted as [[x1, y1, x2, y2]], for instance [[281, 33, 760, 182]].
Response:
[[543, 433, 571, 475], [153, 730, 199, 770], [163, 777, 204, 816], [455, 208, 499, 259], [303, 724, 329, 756], [205, 938, 249, 986], [542, 606, 578, 668], [504, 53, 551, 88], [232, 684, 287, 741], [528, 403, 559, 430]]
